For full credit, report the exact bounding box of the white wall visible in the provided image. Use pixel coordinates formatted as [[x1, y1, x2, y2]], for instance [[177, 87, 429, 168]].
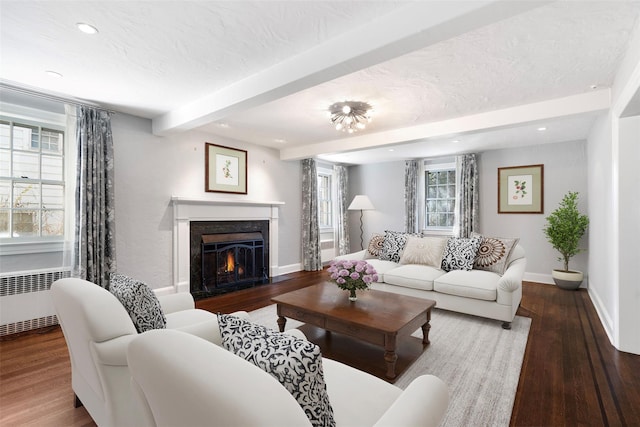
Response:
[[347, 140, 589, 283], [111, 113, 302, 289], [587, 17, 640, 355]]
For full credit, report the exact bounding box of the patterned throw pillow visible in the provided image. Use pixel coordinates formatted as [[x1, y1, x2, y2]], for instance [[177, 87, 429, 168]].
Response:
[[109, 273, 166, 333], [365, 233, 385, 259], [472, 234, 520, 275], [399, 236, 448, 267], [440, 237, 482, 272], [218, 314, 335, 427], [379, 230, 421, 263]]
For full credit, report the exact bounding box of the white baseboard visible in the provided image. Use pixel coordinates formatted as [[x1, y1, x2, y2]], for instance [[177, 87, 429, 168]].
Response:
[[587, 287, 616, 347], [275, 263, 303, 276], [524, 272, 554, 285]]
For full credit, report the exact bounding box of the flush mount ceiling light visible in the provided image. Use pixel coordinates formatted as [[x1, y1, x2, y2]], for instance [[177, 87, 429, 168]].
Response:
[[328, 101, 373, 134], [76, 23, 99, 34]]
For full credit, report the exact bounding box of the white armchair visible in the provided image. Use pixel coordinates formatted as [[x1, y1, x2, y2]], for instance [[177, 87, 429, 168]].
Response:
[[127, 328, 450, 427], [51, 277, 247, 427]]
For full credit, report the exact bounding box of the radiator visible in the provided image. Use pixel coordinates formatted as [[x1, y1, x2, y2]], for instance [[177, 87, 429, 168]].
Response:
[[0, 268, 71, 336]]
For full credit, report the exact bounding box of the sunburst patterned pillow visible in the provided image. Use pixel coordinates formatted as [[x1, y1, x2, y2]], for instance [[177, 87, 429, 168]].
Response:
[[365, 233, 385, 259], [472, 234, 520, 275]]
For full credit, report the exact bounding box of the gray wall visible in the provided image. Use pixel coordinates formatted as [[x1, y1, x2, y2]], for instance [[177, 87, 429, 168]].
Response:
[[111, 113, 302, 289], [347, 140, 589, 283]]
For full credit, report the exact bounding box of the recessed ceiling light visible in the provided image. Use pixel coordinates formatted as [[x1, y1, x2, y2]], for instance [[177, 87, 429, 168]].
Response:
[[274, 138, 286, 144], [590, 84, 598, 90], [452, 139, 460, 143], [76, 23, 99, 34], [45, 70, 63, 78], [537, 127, 547, 131], [388, 148, 395, 152], [217, 123, 229, 128]]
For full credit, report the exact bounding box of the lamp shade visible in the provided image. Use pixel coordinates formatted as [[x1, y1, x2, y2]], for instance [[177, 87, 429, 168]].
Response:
[[348, 195, 375, 211]]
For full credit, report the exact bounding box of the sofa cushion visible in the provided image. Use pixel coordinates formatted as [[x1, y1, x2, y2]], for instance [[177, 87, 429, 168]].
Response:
[[218, 314, 335, 427], [434, 270, 500, 301], [383, 265, 445, 291], [360, 259, 401, 282], [379, 230, 421, 263], [472, 234, 520, 275], [440, 237, 482, 272], [399, 236, 448, 267], [109, 273, 166, 333], [364, 233, 385, 259]]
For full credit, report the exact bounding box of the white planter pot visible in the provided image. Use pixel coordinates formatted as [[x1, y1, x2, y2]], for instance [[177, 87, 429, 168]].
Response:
[[552, 270, 584, 290]]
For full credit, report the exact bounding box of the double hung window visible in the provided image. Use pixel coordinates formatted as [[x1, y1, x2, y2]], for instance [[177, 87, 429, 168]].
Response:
[[424, 162, 456, 232], [0, 119, 65, 240]]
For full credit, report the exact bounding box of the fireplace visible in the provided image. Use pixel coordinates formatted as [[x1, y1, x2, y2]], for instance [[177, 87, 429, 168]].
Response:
[[190, 220, 269, 298], [201, 232, 267, 290], [171, 197, 283, 296]]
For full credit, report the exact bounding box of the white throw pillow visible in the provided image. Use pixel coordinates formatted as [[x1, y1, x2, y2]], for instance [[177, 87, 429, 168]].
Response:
[[399, 236, 448, 267]]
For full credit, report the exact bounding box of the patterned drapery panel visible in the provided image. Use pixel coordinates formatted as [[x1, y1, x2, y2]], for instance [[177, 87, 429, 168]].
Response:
[[333, 164, 350, 255], [455, 153, 479, 238], [301, 159, 322, 271], [404, 159, 420, 233], [73, 107, 116, 288]]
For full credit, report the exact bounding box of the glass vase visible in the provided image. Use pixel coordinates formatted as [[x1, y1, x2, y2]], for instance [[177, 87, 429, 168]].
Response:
[[348, 288, 357, 302]]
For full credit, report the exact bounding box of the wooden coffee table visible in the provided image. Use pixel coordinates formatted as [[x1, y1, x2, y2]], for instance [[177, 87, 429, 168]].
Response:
[[271, 282, 436, 380]]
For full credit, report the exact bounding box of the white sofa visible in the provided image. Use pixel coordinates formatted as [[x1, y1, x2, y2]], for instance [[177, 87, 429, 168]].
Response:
[[127, 328, 450, 427], [335, 243, 526, 329], [51, 277, 248, 427]]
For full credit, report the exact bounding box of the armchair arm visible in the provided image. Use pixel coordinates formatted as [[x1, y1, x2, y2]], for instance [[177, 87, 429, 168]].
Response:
[[157, 292, 195, 314], [92, 334, 138, 366], [373, 375, 449, 427]]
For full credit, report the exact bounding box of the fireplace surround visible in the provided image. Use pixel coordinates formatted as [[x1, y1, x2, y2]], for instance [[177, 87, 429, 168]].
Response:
[[171, 197, 284, 295]]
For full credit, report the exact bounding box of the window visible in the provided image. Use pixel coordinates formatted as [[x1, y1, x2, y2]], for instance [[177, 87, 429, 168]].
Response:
[[424, 164, 456, 230], [317, 172, 332, 228], [0, 119, 65, 240]]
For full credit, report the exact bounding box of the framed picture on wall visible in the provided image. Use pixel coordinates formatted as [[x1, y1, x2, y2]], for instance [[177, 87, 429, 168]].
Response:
[[205, 143, 247, 194], [498, 164, 544, 213]]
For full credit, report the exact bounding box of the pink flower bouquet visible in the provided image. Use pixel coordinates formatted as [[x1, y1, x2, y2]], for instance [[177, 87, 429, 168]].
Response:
[[327, 259, 378, 293]]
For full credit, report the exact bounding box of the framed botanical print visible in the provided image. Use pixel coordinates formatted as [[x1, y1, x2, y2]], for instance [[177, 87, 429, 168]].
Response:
[[498, 164, 544, 214], [205, 143, 247, 194]]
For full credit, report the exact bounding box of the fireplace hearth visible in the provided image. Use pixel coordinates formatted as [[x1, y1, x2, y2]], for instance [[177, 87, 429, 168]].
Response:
[[190, 220, 269, 299]]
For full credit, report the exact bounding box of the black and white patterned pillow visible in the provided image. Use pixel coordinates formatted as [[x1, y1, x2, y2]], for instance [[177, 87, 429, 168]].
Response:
[[218, 314, 335, 427], [440, 237, 482, 272], [378, 230, 421, 263], [109, 273, 166, 333]]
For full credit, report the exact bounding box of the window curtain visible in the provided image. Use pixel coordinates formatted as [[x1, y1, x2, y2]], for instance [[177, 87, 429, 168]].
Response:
[[73, 106, 116, 288], [333, 164, 350, 255], [301, 159, 322, 271], [454, 153, 479, 238], [404, 159, 420, 233]]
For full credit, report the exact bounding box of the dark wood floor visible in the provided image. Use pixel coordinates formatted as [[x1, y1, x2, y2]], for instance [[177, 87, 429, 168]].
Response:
[[1, 271, 639, 426]]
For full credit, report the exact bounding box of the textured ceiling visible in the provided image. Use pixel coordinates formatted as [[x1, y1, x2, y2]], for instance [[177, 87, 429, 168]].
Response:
[[1, 1, 639, 164]]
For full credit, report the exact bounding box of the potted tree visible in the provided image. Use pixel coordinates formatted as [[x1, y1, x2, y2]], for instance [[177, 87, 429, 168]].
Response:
[[543, 191, 589, 290]]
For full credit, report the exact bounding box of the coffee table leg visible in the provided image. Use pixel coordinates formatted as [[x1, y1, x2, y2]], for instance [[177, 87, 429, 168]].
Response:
[[384, 335, 397, 379], [277, 316, 286, 332], [422, 310, 431, 345]]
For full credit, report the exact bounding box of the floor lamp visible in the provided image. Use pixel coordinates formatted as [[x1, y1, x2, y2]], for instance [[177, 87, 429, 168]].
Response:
[[348, 195, 375, 249]]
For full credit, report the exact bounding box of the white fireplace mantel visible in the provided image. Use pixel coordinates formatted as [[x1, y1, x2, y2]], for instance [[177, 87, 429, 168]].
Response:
[[171, 196, 285, 294]]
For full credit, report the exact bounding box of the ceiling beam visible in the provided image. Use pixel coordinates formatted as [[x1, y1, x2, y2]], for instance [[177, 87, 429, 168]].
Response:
[[152, 0, 551, 135], [279, 89, 611, 161]]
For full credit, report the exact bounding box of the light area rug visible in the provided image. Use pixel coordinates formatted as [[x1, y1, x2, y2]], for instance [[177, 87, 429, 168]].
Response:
[[249, 304, 531, 427]]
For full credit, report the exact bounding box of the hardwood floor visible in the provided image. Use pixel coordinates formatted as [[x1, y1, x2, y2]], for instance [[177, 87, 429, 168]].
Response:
[[1, 271, 638, 426]]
